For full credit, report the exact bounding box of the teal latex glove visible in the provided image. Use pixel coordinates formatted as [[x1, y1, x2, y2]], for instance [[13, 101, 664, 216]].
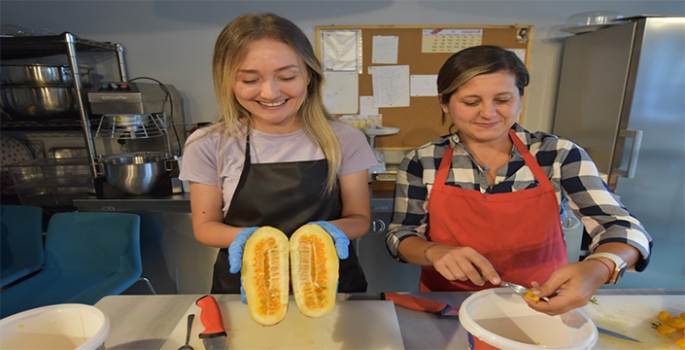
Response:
[[228, 226, 259, 304], [308, 221, 349, 259]]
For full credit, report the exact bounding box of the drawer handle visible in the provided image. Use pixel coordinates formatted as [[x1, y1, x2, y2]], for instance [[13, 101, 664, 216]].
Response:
[[370, 219, 386, 233]]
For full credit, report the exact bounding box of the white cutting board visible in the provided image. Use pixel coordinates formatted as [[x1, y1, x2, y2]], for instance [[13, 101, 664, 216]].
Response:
[[161, 299, 404, 349], [583, 295, 685, 349]]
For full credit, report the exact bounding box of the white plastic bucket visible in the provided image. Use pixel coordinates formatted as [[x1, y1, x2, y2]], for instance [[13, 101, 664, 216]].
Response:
[[459, 288, 597, 350], [0, 303, 110, 350]]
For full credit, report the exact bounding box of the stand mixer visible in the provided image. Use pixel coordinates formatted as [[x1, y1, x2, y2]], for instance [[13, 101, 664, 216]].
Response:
[[87, 82, 184, 197], [362, 125, 400, 183]]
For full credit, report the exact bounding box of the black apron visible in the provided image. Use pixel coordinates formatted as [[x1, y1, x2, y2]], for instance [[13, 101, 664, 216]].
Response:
[[210, 135, 367, 294]]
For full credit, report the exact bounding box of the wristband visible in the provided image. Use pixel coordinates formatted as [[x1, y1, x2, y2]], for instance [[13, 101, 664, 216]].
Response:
[[584, 252, 627, 285], [586, 257, 612, 283], [423, 243, 439, 264]]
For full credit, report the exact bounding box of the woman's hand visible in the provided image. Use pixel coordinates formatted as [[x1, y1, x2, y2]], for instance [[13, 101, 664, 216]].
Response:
[[425, 244, 500, 287], [524, 260, 610, 315]]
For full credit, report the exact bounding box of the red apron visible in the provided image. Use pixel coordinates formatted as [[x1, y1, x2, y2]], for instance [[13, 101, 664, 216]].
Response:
[[420, 129, 567, 292]]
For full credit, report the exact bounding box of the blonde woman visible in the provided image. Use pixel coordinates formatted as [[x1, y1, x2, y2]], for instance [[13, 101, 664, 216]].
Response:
[[180, 13, 376, 294]]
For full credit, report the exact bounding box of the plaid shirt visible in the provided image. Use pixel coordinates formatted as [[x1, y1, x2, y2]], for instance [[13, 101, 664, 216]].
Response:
[[387, 123, 652, 271]]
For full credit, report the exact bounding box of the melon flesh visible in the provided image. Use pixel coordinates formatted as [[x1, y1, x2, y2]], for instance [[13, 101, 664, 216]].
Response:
[[242, 226, 290, 326], [289, 224, 339, 318]]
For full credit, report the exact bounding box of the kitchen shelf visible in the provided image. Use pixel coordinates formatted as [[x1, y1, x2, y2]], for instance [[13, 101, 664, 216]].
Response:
[[0, 32, 128, 179], [0, 33, 120, 60], [1, 118, 83, 128]]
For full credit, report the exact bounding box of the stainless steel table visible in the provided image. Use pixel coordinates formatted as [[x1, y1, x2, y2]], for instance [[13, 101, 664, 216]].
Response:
[[94, 289, 683, 350]]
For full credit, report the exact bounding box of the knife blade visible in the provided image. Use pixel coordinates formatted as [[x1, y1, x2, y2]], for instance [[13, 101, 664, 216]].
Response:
[[196, 295, 229, 350], [382, 292, 641, 343], [596, 327, 641, 343]]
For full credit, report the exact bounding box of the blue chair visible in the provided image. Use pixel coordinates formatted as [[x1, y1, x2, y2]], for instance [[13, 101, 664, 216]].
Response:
[[0, 212, 142, 318], [0, 205, 44, 289]]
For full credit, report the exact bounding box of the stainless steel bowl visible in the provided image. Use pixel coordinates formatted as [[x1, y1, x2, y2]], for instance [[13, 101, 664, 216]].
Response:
[[1, 64, 93, 86], [100, 152, 169, 195], [0, 86, 78, 119]]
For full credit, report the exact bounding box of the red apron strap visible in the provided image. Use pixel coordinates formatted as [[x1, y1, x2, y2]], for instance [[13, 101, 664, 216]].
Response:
[[508, 129, 554, 192], [434, 145, 454, 191]]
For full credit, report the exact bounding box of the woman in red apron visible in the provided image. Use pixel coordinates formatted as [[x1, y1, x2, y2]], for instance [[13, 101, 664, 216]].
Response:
[[180, 14, 377, 295], [388, 46, 651, 315]]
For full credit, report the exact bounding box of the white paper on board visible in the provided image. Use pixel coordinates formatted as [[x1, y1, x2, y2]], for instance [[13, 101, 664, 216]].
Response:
[[321, 30, 362, 72], [323, 71, 359, 114], [360, 96, 378, 115], [507, 48, 527, 64], [369, 65, 410, 108], [372, 35, 399, 64], [410, 75, 438, 96]]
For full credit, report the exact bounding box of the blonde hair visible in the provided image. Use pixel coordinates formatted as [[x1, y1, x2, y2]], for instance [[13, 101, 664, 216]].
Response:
[[209, 13, 341, 193]]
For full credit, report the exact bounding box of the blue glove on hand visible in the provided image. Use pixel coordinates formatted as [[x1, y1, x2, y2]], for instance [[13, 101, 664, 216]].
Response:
[[239, 277, 247, 304], [228, 226, 259, 274], [228, 226, 259, 304], [308, 221, 350, 259]]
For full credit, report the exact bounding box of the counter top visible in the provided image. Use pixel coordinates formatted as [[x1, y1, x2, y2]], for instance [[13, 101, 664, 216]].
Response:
[[95, 288, 683, 350], [75, 185, 395, 212]]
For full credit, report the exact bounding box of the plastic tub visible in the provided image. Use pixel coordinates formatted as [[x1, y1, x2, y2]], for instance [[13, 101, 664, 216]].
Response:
[[0, 303, 110, 350], [459, 288, 597, 350]]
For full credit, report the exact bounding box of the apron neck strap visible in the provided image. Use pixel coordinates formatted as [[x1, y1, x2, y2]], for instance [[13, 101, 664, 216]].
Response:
[[435, 129, 553, 192], [508, 129, 553, 191]]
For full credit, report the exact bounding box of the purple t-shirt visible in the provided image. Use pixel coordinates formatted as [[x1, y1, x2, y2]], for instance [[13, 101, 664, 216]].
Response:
[[179, 121, 377, 214]]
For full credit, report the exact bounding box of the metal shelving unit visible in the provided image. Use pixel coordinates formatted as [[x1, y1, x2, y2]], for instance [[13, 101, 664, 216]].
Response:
[[1, 32, 127, 177]]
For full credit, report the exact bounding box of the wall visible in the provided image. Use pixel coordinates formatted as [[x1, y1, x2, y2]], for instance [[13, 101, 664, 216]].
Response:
[[2, 1, 683, 135]]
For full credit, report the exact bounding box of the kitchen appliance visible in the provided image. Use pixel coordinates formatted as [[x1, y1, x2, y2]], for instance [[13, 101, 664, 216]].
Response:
[[363, 125, 400, 183], [87, 81, 186, 198], [553, 16, 685, 289], [560, 11, 626, 34]]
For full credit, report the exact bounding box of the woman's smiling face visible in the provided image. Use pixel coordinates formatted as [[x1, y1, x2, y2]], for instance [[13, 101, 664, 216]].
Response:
[[234, 38, 310, 133], [440, 71, 522, 144]]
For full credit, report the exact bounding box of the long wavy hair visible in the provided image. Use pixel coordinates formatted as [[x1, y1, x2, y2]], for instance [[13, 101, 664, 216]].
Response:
[[437, 45, 530, 131], [209, 13, 340, 193]]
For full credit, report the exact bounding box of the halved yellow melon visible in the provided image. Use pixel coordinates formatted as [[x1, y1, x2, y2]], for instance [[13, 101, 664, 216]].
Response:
[[242, 226, 290, 326], [289, 224, 339, 318]]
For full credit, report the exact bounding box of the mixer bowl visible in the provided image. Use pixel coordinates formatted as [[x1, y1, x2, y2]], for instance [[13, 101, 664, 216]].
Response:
[[100, 152, 169, 195], [1, 86, 78, 119], [1, 64, 93, 86]]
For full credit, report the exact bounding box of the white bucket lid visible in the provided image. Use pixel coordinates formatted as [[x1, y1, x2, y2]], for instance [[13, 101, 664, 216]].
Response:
[[458, 288, 597, 350]]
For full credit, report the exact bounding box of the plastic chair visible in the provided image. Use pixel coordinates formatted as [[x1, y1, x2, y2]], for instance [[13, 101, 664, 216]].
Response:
[[0, 205, 44, 289], [0, 212, 142, 318]]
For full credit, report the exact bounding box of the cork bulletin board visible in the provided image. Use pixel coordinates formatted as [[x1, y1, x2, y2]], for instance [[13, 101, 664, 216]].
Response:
[[315, 24, 533, 150]]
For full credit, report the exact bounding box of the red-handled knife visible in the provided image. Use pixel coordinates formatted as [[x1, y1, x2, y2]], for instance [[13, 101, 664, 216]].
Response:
[[196, 295, 229, 349], [381, 292, 460, 317]]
